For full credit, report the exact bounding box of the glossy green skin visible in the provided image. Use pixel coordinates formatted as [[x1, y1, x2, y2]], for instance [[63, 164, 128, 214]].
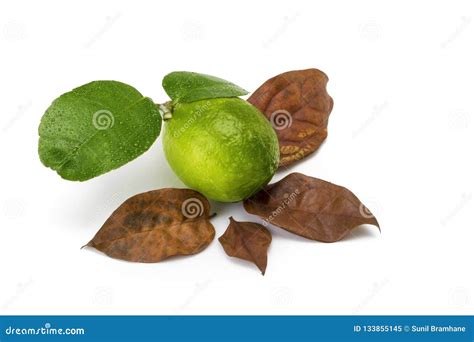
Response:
[[163, 98, 279, 202]]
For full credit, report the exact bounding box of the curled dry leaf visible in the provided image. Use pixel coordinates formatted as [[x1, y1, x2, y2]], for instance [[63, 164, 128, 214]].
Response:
[[86, 189, 215, 262], [244, 173, 379, 242], [219, 217, 272, 275], [248, 69, 333, 168]]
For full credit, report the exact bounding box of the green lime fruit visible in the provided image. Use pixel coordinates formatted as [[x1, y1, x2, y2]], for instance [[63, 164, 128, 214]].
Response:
[[163, 98, 279, 202]]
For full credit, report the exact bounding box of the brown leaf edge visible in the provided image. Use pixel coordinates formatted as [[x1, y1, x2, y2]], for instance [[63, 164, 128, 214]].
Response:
[[244, 173, 380, 243], [84, 188, 215, 263], [218, 217, 272, 275], [248, 68, 334, 168]]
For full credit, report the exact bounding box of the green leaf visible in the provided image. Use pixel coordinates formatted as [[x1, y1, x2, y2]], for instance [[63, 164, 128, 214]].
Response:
[[162, 71, 248, 103], [38, 81, 162, 181]]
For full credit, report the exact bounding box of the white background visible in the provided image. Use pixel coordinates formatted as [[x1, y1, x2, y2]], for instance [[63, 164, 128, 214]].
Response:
[[1, 0, 473, 315]]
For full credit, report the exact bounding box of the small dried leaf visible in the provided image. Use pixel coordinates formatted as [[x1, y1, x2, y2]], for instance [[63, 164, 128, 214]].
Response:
[[244, 173, 379, 242], [86, 188, 215, 262], [219, 217, 272, 275], [248, 69, 333, 168]]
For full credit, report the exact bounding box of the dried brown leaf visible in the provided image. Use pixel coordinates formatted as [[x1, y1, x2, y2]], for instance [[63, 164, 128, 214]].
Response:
[[86, 188, 215, 262], [218, 217, 272, 275], [244, 173, 379, 242], [248, 69, 333, 168]]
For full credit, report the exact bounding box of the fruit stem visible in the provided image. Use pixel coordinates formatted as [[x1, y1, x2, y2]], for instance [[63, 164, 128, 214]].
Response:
[[157, 101, 173, 120]]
